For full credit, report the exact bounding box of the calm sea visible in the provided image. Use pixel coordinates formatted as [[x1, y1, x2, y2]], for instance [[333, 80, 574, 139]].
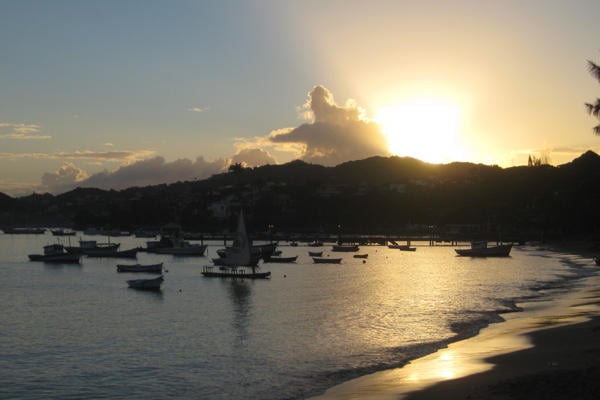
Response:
[[0, 232, 596, 399]]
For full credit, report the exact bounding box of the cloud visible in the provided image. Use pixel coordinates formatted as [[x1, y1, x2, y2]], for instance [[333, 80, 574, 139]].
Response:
[[75, 156, 229, 191], [188, 106, 209, 113], [0, 122, 51, 140], [268, 85, 389, 165], [230, 148, 277, 167], [0, 149, 155, 162], [39, 162, 89, 193]]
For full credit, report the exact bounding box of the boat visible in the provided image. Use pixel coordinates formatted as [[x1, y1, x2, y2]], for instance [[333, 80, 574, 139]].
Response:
[[308, 251, 323, 257], [50, 229, 76, 236], [203, 211, 271, 279], [65, 240, 120, 254], [146, 234, 207, 256], [308, 240, 323, 247], [263, 255, 298, 263], [85, 247, 141, 258], [3, 227, 46, 234], [312, 257, 342, 264], [117, 262, 163, 273], [332, 244, 360, 252], [455, 241, 513, 257], [127, 275, 164, 291], [593, 257, 600, 266], [28, 244, 81, 263], [388, 241, 416, 251], [353, 253, 368, 259]]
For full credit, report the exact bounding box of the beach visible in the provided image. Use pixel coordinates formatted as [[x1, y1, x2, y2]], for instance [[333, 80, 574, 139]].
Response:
[[313, 255, 600, 400]]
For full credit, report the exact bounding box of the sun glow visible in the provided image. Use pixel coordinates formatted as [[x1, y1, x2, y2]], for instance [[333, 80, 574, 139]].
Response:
[[376, 98, 467, 163]]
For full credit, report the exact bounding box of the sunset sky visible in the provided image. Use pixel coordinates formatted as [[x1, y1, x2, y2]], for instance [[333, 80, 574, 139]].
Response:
[[2, 0, 600, 196]]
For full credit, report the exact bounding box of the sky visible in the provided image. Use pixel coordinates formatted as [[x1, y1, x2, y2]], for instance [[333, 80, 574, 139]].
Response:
[[2, 0, 600, 196]]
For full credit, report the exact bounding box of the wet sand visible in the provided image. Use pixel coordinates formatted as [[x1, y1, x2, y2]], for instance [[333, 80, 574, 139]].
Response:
[[312, 257, 600, 400]]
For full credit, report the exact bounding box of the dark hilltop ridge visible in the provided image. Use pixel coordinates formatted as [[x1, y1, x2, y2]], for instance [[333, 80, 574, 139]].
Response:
[[1, 151, 600, 242]]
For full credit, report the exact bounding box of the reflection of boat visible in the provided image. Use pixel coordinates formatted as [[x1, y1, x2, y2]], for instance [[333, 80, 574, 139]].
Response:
[[353, 253, 368, 259], [117, 262, 163, 273], [313, 257, 342, 264], [203, 211, 271, 279], [332, 244, 359, 252], [28, 244, 81, 263], [127, 275, 164, 291], [455, 241, 512, 257], [264, 255, 297, 263], [65, 240, 120, 254], [86, 247, 141, 258], [308, 251, 323, 257]]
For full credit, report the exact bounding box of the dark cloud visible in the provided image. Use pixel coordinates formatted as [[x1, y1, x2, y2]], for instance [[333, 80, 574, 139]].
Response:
[[269, 85, 389, 165], [79, 156, 228, 190]]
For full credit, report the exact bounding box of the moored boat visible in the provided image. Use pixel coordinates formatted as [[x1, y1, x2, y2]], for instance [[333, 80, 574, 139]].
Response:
[[312, 257, 342, 264], [117, 262, 163, 273], [264, 255, 298, 263], [65, 240, 120, 254], [50, 229, 76, 236], [28, 244, 81, 263], [86, 247, 141, 258], [308, 251, 323, 257], [127, 275, 164, 291], [203, 210, 271, 279], [332, 244, 359, 252], [455, 241, 512, 257], [353, 253, 368, 259]]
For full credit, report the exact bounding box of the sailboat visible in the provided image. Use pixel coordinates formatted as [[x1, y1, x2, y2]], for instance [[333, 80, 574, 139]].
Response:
[[202, 211, 271, 279]]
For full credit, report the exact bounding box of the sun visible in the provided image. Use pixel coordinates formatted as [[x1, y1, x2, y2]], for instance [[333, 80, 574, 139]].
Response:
[[376, 98, 467, 163]]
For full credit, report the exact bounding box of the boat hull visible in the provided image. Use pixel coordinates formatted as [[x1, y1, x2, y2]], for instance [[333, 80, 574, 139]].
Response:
[[312, 257, 342, 264], [127, 276, 164, 290], [455, 244, 512, 257], [28, 254, 81, 263], [117, 262, 163, 273], [202, 266, 271, 279]]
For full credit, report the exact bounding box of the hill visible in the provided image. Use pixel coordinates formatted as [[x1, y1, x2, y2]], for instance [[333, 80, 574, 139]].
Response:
[[1, 153, 600, 240]]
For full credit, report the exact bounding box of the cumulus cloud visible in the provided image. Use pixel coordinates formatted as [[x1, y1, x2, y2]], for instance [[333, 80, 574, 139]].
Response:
[[40, 162, 89, 193], [0, 122, 51, 139], [268, 85, 390, 165], [75, 156, 229, 191], [230, 148, 277, 167]]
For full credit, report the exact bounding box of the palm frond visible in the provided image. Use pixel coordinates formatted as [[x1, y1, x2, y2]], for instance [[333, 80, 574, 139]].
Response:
[[588, 60, 600, 82], [585, 100, 600, 117]]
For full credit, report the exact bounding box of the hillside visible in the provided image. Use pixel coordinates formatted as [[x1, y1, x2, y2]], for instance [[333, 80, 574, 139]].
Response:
[[1, 153, 600, 240]]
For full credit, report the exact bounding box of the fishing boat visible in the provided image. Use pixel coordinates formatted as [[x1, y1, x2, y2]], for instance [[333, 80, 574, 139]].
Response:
[[353, 253, 368, 259], [65, 240, 120, 254], [312, 257, 342, 264], [203, 211, 271, 279], [455, 241, 512, 257], [332, 244, 359, 252], [85, 247, 141, 258], [263, 255, 298, 263], [594, 257, 600, 266], [308, 251, 323, 257], [28, 244, 81, 263], [146, 237, 207, 256], [117, 262, 163, 273], [127, 275, 164, 291]]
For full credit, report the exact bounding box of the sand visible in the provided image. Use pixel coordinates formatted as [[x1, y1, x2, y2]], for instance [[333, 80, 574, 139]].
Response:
[[312, 255, 600, 400]]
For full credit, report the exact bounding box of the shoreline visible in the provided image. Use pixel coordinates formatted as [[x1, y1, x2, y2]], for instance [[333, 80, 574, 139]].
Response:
[[311, 247, 600, 400]]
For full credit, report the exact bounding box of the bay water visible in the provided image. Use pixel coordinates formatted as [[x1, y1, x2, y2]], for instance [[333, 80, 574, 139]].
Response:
[[0, 232, 596, 399]]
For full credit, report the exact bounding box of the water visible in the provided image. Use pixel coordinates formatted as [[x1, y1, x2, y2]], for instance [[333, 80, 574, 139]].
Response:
[[0, 233, 596, 399]]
